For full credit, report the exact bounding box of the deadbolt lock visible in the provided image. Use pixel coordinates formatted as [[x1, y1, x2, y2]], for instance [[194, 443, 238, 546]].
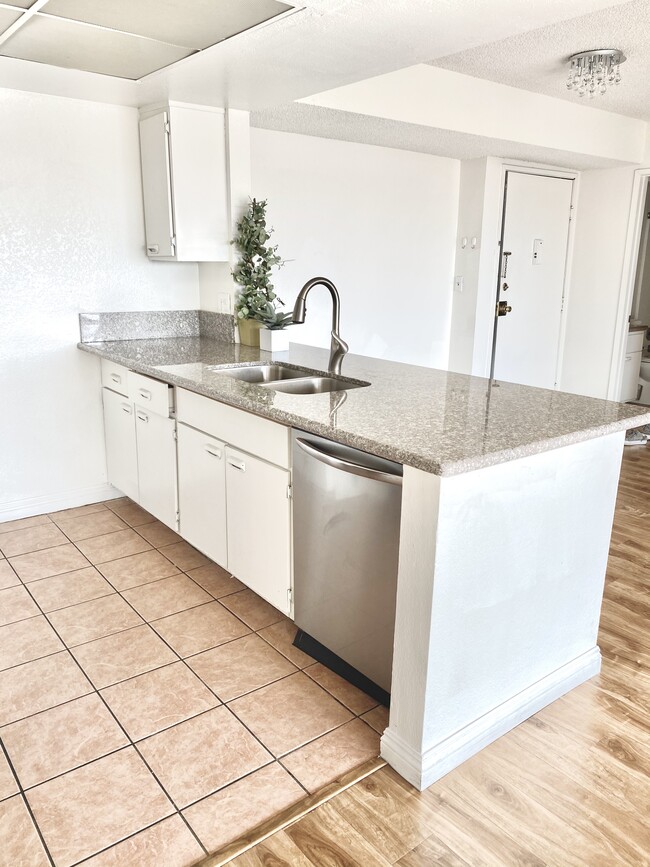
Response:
[[496, 301, 512, 317]]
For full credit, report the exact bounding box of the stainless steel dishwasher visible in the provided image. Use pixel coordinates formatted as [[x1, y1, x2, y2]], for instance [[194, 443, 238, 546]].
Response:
[[292, 429, 402, 705]]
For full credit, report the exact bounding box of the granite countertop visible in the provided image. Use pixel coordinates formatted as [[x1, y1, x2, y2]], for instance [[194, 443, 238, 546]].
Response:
[[78, 337, 650, 476]]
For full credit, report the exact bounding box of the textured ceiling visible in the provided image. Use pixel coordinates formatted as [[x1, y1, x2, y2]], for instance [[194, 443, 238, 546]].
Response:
[[431, 0, 650, 120], [0, 0, 632, 108], [250, 102, 625, 169]]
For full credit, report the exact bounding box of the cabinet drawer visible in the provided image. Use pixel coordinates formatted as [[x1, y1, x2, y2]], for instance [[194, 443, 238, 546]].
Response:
[[128, 371, 174, 417], [101, 360, 129, 397], [177, 388, 290, 469]]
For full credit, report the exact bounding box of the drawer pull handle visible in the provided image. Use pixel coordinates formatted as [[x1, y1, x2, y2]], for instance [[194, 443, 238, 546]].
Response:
[[137, 411, 149, 423], [147, 245, 160, 255], [138, 388, 152, 401], [205, 446, 222, 459], [227, 457, 246, 471], [121, 404, 132, 414], [111, 373, 121, 384]]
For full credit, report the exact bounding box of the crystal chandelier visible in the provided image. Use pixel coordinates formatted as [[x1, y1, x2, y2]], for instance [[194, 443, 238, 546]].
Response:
[[566, 49, 626, 98]]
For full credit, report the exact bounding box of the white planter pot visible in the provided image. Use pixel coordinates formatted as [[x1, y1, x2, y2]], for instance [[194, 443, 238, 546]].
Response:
[[260, 328, 290, 352]]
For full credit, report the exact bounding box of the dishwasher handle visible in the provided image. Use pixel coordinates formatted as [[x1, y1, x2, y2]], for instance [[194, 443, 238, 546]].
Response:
[[295, 437, 402, 486]]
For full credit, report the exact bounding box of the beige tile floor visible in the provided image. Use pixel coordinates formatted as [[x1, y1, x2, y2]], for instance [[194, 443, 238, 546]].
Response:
[[0, 498, 386, 867]]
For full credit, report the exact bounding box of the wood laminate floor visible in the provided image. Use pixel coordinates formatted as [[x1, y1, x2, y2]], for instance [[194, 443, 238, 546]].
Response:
[[230, 443, 650, 867]]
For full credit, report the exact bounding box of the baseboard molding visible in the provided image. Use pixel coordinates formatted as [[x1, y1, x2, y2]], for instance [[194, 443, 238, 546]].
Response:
[[0, 484, 121, 522], [381, 646, 601, 791]]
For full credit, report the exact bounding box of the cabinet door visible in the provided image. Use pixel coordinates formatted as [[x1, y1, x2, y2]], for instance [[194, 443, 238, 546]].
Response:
[[177, 423, 227, 568], [621, 350, 642, 402], [135, 408, 178, 530], [139, 111, 175, 258], [225, 447, 291, 615], [102, 388, 138, 501]]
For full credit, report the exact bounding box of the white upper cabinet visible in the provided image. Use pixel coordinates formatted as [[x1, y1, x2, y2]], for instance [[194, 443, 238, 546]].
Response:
[[139, 103, 229, 262]]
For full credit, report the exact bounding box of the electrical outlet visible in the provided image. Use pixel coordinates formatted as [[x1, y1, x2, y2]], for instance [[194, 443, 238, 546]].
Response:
[[454, 276, 464, 293], [217, 292, 232, 314]]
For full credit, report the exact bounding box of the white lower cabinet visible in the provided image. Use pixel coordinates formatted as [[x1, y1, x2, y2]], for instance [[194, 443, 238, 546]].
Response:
[[102, 388, 139, 502], [101, 367, 292, 614], [177, 423, 228, 568], [225, 447, 292, 615], [134, 406, 178, 530]]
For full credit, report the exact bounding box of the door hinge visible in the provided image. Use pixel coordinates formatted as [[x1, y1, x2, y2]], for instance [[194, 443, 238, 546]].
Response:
[[287, 587, 293, 608], [164, 120, 171, 135], [175, 510, 180, 525], [172, 427, 178, 441], [170, 234, 176, 253], [286, 484, 292, 499]]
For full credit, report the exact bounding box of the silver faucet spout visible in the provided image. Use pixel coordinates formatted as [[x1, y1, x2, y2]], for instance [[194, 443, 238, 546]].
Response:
[[292, 277, 349, 375]]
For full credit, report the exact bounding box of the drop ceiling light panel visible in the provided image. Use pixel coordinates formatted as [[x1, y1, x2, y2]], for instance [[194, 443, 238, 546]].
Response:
[[0, 15, 194, 78], [43, 0, 292, 50], [2, 0, 35, 8], [0, 7, 22, 34]]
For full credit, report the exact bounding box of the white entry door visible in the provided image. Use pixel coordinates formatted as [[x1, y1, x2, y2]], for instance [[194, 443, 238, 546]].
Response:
[[492, 172, 573, 389]]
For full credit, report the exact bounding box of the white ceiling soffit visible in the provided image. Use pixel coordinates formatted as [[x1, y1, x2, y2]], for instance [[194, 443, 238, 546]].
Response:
[[0, 0, 633, 108], [250, 102, 627, 170], [0, 0, 292, 80], [431, 0, 650, 121]]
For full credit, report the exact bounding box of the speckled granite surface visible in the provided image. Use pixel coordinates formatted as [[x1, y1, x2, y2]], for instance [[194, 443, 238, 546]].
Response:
[[78, 336, 650, 476], [79, 311, 234, 343]]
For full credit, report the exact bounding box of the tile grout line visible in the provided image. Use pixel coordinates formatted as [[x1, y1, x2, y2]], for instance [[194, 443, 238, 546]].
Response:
[[9, 560, 210, 861], [46, 516, 306, 846], [2, 501, 383, 859], [0, 704, 58, 866]]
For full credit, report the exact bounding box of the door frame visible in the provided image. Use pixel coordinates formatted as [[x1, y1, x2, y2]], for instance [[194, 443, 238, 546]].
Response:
[[609, 167, 650, 401], [488, 163, 579, 387]]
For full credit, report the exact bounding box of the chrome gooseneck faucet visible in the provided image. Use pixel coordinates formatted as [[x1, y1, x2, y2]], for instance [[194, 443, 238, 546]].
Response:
[[292, 277, 349, 375]]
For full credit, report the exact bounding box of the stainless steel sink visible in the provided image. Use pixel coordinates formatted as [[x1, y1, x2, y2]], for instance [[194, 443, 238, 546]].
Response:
[[215, 364, 310, 383], [213, 363, 369, 393], [261, 376, 367, 394]]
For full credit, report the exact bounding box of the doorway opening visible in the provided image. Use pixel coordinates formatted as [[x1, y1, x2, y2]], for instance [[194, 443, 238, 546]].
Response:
[[625, 177, 650, 405]]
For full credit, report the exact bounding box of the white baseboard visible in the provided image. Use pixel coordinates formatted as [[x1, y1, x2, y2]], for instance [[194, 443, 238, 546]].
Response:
[[0, 484, 122, 523], [381, 647, 601, 791]]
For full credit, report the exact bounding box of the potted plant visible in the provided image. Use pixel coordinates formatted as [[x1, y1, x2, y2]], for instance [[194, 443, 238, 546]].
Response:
[[259, 304, 293, 352], [232, 198, 289, 348]]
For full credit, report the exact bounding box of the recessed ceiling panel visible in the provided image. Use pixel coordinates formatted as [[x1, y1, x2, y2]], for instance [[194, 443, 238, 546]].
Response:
[[3, 0, 36, 8], [0, 7, 22, 33], [0, 15, 195, 78], [41, 0, 293, 51]]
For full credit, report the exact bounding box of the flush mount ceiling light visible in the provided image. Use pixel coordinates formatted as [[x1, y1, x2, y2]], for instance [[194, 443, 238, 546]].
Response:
[[566, 49, 626, 98]]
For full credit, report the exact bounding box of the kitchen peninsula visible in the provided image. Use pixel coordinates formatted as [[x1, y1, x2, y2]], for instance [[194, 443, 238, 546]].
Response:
[[79, 315, 650, 790]]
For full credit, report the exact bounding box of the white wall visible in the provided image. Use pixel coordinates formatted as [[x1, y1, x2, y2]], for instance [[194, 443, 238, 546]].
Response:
[[301, 65, 647, 166], [0, 88, 199, 518], [250, 128, 459, 368], [560, 165, 637, 399]]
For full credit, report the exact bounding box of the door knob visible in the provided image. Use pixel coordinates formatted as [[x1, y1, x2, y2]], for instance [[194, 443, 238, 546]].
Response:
[[496, 301, 512, 317]]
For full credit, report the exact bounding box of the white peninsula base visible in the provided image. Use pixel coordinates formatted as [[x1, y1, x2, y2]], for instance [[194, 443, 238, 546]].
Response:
[[382, 431, 624, 790]]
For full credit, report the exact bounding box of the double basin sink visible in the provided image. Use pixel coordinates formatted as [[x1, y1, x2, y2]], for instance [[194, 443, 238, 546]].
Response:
[[214, 364, 369, 394]]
